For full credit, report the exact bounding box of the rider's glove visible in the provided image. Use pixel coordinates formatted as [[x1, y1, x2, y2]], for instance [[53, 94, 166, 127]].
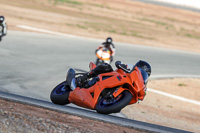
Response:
[[87, 70, 96, 78], [115, 61, 126, 69]]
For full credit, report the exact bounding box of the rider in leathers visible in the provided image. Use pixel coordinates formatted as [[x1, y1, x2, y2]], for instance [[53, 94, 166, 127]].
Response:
[[0, 16, 7, 42], [76, 60, 151, 89], [96, 37, 115, 63]]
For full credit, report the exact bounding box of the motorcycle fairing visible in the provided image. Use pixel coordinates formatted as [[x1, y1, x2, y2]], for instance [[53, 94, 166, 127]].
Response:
[[66, 68, 77, 90], [69, 71, 127, 109], [96, 47, 111, 61], [128, 67, 146, 102], [89, 62, 96, 70], [68, 67, 146, 109], [68, 87, 95, 109]]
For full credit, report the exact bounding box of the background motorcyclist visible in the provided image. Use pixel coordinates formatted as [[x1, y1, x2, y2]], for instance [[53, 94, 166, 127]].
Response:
[[96, 37, 116, 63], [76, 60, 151, 88], [0, 16, 7, 42]]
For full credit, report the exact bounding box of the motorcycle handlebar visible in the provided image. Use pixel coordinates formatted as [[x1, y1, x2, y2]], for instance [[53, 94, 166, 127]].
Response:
[[115, 61, 131, 73], [115, 61, 121, 68]]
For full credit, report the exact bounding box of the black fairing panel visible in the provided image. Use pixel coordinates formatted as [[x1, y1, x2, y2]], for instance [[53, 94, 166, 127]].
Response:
[[66, 68, 76, 87]]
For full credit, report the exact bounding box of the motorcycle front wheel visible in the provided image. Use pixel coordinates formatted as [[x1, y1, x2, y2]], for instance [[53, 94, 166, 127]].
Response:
[[96, 90, 132, 114], [50, 81, 72, 105]]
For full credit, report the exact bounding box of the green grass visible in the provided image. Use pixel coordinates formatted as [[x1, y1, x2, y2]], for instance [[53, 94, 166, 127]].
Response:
[[164, 17, 177, 22], [184, 33, 200, 39], [166, 105, 173, 108], [107, 29, 117, 33], [116, 30, 154, 39], [131, 31, 142, 38], [66, 23, 88, 29], [76, 24, 88, 29], [92, 4, 106, 8], [140, 18, 174, 27], [179, 28, 200, 39], [51, 0, 82, 5], [178, 83, 187, 86], [120, 32, 128, 36]]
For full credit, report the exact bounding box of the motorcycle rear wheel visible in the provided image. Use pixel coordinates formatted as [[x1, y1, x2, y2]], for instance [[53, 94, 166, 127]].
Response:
[[50, 81, 72, 105], [96, 90, 132, 114]]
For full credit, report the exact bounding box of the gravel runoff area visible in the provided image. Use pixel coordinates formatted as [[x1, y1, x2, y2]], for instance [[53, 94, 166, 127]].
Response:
[[0, 99, 146, 133]]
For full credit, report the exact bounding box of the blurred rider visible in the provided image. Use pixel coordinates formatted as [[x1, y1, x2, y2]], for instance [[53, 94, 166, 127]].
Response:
[[0, 16, 7, 41], [96, 37, 115, 63]]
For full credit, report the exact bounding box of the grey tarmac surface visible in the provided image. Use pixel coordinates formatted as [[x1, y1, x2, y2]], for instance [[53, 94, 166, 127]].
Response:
[[0, 30, 200, 101], [136, 0, 200, 12]]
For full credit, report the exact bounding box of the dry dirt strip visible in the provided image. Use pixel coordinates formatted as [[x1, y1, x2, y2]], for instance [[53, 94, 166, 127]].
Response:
[[0, 91, 191, 133]]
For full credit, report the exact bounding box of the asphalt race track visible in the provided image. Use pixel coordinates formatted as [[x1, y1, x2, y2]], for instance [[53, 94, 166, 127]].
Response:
[[0, 30, 200, 132], [1, 30, 200, 101], [136, 0, 200, 12]]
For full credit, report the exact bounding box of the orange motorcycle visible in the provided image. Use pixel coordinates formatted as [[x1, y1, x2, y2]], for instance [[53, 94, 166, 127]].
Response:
[[50, 62, 148, 114], [95, 46, 112, 66]]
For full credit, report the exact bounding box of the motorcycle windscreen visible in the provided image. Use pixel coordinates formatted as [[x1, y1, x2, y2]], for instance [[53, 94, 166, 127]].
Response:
[[66, 68, 76, 90]]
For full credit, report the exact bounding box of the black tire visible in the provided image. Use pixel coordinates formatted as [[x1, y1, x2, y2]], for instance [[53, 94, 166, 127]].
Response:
[[96, 90, 132, 114], [50, 81, 72, 105]]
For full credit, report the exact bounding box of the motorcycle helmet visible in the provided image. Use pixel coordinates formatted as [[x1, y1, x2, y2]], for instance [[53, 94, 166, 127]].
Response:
[[106, 37, 112, 44], [135, 60, 151, 77], [0, 16, 4, 23]]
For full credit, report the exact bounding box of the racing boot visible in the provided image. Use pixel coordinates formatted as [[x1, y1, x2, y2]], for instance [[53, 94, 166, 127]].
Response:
[[75, 70, 97, 88], [75, 73, 88, 88]]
